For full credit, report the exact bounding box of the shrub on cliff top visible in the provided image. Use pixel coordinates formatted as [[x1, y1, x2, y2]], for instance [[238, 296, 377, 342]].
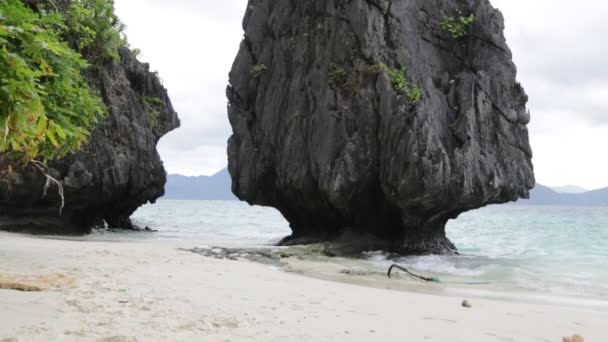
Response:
[[64, 0, 127, 65], [0, 0, 104, 163]]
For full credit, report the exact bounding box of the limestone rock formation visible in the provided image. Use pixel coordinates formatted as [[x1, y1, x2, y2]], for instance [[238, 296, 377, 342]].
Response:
[[0, 46, 179, 234], [227, 0, 534, 254]]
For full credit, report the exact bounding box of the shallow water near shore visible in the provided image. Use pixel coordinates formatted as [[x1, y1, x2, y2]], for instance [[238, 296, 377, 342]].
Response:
[[96, 200, 608, 302]]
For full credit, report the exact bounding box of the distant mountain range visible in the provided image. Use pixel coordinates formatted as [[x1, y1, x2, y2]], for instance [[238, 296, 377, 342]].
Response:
[[163, 169, 237, 200], [549, 185, 588, 194], [164, 169, 608, 205], [520, 184, 608, 206]]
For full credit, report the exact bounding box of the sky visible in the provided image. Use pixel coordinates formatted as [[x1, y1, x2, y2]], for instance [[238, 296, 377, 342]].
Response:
[[114, 0, 608, 190]]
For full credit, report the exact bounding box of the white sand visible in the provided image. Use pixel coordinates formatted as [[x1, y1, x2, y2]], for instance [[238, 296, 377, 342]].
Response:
[[0, 232, 605, 342]]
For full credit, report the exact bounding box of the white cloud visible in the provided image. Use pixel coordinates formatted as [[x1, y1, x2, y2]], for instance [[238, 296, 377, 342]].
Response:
[[158, 144, 228, 176], [492, 0, 608, 189], [114, 0, 248, 176], [116, 0, 608, 190]]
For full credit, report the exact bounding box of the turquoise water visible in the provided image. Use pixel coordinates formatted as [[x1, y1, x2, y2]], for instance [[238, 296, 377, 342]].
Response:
[[381, 205, 608, 300], [123, 200, 608, 300], [130, 200, 290, 244]]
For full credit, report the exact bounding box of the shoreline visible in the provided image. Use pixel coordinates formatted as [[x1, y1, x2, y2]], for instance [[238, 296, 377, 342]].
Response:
[[1, 232, 606, 341], [187, 245, 608, 311], [4, 230, 607, 308]]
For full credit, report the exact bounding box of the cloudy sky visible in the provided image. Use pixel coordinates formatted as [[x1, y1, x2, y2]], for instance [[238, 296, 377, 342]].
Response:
[[115, 0, 608, 190]]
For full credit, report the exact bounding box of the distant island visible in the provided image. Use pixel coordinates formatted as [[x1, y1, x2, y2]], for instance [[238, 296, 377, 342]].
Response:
[[164, 169, 608, 206]]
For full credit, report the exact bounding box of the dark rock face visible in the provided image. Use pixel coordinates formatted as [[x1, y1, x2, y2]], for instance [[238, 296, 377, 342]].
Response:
[[227, 0, 534, 254], [0, 47, 179, 234]]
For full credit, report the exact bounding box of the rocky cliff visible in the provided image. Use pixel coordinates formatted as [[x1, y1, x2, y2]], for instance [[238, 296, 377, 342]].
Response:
[[227, 0, 534, 254], [0, 45, 179, 234]]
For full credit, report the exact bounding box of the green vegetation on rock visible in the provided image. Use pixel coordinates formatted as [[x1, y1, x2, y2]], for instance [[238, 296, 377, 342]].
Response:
[[64, 0, 127, 65], [327, 62, 422, 107], [387, 67, 408, 94], [441, 10, 476, 39], [368, 64, 423, 106], [142, 96, 165, 132], [328, 63, 348, 86], [366, 63, 387, 75], [0, 0, 108, 163], [251, 64, 267, 78], [405, 84, 422, 106]]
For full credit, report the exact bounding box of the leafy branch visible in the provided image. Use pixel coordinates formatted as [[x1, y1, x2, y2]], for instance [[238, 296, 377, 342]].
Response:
[[0, 0, 104, 163]]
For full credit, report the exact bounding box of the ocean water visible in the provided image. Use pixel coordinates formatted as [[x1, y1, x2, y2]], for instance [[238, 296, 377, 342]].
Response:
[[119, 200, 608, 300]]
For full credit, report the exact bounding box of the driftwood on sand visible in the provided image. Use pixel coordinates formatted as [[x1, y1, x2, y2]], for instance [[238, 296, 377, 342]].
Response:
[[0, 281, 43, 292]]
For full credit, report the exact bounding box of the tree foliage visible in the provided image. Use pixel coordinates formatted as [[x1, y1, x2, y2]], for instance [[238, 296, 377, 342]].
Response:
[[0, 0, 105, 162], [64, 0, 126, 65], [0, 0, 127, 164]]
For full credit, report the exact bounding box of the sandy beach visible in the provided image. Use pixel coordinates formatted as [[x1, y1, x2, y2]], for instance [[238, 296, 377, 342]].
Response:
[[0, 232, 605, 342]]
